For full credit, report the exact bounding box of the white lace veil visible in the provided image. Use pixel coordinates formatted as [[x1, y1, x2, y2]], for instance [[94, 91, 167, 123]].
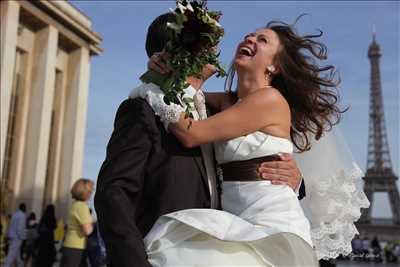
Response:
[[294, 127, 370, 260]]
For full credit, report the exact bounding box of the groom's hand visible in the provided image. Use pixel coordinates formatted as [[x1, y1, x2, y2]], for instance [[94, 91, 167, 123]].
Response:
[[257, 153, 302, 190]]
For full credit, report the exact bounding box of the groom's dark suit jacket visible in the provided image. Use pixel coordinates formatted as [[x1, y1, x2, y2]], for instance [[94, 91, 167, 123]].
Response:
[[95, 98, 306, 267], [95, 98, 214, 267]]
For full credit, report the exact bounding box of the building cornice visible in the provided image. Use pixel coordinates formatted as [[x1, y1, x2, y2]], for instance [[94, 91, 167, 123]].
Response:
[[28, 0, 102, 55]]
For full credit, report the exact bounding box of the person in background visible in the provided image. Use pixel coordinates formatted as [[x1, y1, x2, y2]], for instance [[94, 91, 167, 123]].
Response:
[[352, 235, 363, 256], [86, 209, 106, 267], [362, 236, 371, 262], [0, 213, 11, 264], [4, 203, 26, 267], [393, 242, 400, 263], [60, 178, 94, 267], [54, 218, 65, 260], [371, 236, 382, 262], [385, 241, 400, 263], [2, 214, 12, 260], [35, 204, 57, 267], [0, 210, 9, 264], [22, 212, 38, 266], [54, 219, 65, 243]]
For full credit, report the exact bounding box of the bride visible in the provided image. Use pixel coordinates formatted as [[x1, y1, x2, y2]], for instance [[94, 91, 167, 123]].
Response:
[[133, 19, 369, 266]]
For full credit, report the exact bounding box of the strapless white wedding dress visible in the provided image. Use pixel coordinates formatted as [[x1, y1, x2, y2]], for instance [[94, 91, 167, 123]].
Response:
[[144, 132, 318, 266]]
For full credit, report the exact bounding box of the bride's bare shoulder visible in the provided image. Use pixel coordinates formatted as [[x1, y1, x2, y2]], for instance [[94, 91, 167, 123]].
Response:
[[245, 87, 288, 109]]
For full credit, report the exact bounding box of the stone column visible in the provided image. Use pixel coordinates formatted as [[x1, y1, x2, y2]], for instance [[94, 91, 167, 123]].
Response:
[[0, 1, 20, 177], [43, 69, 67, 208], [58, 47, 90, 219], [20, 25, 58, 214]]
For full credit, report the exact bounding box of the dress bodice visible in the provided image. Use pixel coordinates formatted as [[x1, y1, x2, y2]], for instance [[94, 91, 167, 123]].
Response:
[[214, 131, 293, 164]]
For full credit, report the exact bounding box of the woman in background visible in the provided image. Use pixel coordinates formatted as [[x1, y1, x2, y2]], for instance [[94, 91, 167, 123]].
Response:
[[22, 212, 38, 266], [60, 179, 94, 267], [35, 205, 57, 267]]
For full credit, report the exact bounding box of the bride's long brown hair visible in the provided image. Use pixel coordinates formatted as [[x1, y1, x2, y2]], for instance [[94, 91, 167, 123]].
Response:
[[226, 16, 346, 152]]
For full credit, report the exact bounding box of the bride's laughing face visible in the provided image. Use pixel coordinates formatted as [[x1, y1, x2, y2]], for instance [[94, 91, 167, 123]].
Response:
[[234, 28, 281, 75]]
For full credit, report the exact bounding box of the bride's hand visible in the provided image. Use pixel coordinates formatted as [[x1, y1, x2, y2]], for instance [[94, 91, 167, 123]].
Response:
[[148, 52, 171, 74]]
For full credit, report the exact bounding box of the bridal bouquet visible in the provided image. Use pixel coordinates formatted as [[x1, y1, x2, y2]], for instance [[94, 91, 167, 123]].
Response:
[[140, 0, 226, 119]]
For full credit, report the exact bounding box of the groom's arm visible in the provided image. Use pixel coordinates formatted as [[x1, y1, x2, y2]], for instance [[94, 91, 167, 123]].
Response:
[[95, 98, 153, 267]]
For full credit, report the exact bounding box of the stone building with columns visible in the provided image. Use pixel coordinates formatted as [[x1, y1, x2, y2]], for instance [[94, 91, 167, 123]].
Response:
[[1, 0, 102, 218]]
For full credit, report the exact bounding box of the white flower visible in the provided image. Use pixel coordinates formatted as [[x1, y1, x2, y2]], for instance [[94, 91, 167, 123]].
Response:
[[205, 13, 222, 27], [186, 2, 194, 12], [213, 20, 222, 28], [177, 2, 186, 13]]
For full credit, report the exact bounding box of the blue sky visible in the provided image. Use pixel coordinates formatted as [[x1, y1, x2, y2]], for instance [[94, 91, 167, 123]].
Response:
[[70, 1, 399, 217]]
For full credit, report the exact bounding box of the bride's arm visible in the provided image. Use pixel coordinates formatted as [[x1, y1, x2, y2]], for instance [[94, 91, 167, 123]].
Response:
[[170, 89, 290, 147]]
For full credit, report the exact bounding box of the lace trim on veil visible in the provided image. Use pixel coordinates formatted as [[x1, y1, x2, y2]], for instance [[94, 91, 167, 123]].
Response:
[[295, 127, 371, 260], [308, 163, 370, 260]]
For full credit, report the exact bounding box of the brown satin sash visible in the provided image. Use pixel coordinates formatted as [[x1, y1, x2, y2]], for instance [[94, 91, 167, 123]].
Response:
[[220, 154, 281, 182]]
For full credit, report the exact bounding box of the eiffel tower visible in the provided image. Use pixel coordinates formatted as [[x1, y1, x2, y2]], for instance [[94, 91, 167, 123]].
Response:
[[356, 28, 400, 241]]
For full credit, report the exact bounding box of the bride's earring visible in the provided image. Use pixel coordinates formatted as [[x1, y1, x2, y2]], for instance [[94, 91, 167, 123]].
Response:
[[265, 72, 272, 82], [265, 65, 275, 83], [267, 65, 276, 74]]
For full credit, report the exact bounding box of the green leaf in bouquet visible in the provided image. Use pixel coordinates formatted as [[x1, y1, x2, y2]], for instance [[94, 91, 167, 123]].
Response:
[[175, 11, 187, 25], [183, 97, 194, 104], [139, 70, 168, 87], [200, 32, 213, 42], [163, 95, 171, 105], [201, 15, 207, 24], [161, 76, 177, 96]]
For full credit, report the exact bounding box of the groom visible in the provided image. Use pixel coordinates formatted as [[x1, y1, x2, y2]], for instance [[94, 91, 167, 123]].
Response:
[[95, 12, 305, 267]]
